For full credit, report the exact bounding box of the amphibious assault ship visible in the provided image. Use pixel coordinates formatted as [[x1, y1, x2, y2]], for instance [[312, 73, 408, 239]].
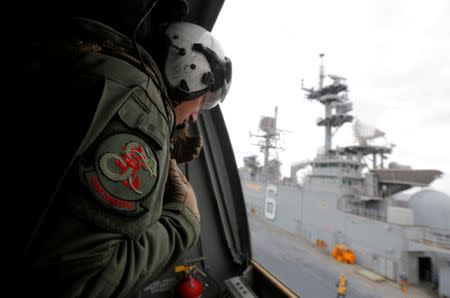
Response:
[[239, 55, 450, 297]]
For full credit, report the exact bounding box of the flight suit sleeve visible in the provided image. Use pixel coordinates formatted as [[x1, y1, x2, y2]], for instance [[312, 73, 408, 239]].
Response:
[[32, 199, 199, 298], [29, 55, 200, 297], [94, 202, 201, 297]]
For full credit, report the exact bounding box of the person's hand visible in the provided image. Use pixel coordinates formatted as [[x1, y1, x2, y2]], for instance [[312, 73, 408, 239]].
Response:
[[164, 159, 200, 222], [171, 135, 203, 163], [171, 125, 203, 163]]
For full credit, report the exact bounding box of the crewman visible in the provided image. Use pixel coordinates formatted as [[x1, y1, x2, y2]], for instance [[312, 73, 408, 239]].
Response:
[[336, 272, 348, 298], [400, 272, 409, 293], [9, 1, 232, 297]]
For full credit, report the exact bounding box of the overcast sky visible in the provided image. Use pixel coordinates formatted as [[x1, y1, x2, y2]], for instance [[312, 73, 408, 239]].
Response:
[[213, 0, 450, 194]]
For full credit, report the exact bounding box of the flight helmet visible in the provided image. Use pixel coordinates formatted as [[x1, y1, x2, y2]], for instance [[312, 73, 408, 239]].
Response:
[[163, 22, 232, 110]]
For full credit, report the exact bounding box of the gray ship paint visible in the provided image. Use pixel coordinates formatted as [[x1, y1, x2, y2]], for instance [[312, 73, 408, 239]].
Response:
[[239, 56, 450, 297]]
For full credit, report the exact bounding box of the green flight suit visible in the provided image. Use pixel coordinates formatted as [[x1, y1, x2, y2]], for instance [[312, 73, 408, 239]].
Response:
[[23, 18, 200, 298]]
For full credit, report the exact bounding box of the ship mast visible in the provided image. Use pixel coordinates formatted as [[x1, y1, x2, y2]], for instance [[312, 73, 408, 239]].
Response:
[[302, 53, 353, 154], [249, 106, 284, 182], [319, 53, 325, 89], [320, 54, 333, 152]]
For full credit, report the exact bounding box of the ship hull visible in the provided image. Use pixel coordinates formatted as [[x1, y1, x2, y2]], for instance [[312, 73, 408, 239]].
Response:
[[241, 179, 449, 295]]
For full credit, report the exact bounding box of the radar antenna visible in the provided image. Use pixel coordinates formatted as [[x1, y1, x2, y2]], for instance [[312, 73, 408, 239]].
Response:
[[249, 106, 289, 182], [301, 54, 353, 154], [353, 119, 386, 146]]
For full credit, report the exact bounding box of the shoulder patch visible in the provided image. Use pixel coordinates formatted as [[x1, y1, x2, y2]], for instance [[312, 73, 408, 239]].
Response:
[[81, 133, 159, 215]]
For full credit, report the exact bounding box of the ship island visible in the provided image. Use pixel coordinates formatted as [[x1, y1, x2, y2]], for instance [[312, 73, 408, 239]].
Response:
[[238, 54, 450, 298]]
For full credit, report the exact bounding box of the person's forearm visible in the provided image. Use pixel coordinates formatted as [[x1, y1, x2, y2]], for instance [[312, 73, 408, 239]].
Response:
[[30, 204, 200, 298]]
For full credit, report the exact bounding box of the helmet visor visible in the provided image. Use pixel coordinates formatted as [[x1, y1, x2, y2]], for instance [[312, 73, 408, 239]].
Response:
[[200, 56, 232, 110]]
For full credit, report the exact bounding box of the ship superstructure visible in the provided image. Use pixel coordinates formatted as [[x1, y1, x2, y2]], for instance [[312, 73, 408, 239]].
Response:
[[239, 54, 450, 297], [243, 106, 284, 184]]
